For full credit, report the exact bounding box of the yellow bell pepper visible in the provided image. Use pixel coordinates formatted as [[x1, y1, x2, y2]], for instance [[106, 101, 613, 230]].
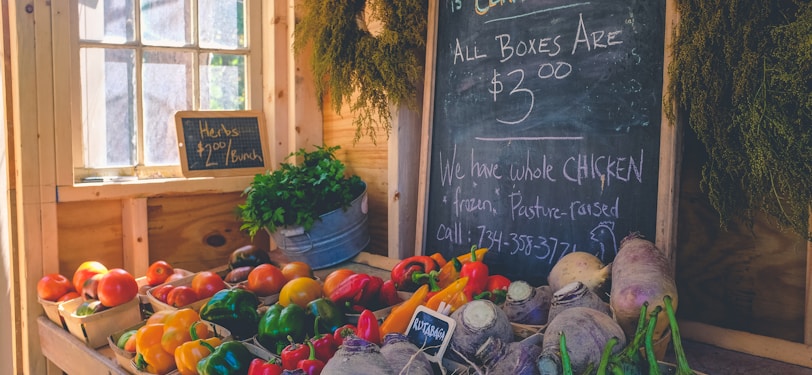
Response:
[[161, 308, 209, 354], [174, 335, 222, 375], [380, 284, 429, 336], [425, 276, 469, 313], [135, 323, 176, 375]]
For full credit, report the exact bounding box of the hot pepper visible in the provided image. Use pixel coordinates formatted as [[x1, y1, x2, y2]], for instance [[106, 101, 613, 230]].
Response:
[[378, 279, 402, 307], [474, 274, 511, 304], [357, 275, 384, 308], [257, 302, 310, 354], [175, 322, 222, 375], [425, 276, 469, 313], [247, 358, 283, 375], [356, 309, 381, 345], [327, 273, 371, 305], [379, 284, 429, 336], [390, 256, 440, 292], [197, 340, 254, 375], [429, 252, 447, 268], [281, 336, 311, 370], [460, 245, 490, 300], [306, 297, 346, 334], [309, 317, 337, 362], [198, 288, 260, 340], [297, 341, 325, 375]]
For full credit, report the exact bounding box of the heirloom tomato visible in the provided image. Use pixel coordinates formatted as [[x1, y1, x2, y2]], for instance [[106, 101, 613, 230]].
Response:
[[247, 264, 286, 296], [146, 260, 174, 286], [279, 277, 322, 308], [281, 261, 314, 281], [97, 268, 138, 307], [151, 284, 175, 304], [72, 261, 108, 294], [166, 286, 198, 307], [37, 273, 74, 301], [191, 271, 227, 299]]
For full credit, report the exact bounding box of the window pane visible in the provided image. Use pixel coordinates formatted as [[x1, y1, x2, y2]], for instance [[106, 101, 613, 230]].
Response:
[[199, 0, 245, 49], [141, 0, 191, 46], [200, 53, 246, 110], [78, 0, 135, 42], [80, 48, 137, 167], [142, 51, 193, 165]]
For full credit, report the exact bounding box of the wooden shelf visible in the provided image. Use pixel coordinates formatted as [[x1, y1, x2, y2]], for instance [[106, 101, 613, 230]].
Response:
[[37, 317, 129, 375]]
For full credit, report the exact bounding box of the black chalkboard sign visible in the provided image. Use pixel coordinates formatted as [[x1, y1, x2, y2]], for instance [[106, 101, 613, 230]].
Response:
[[405, 306, 456, 361], [419, 0, 666, 285], [175, 110, 270, 177]]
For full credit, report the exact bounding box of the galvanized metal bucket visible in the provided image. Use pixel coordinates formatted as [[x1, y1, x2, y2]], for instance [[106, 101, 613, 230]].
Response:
[[268, 183, 370, 269]]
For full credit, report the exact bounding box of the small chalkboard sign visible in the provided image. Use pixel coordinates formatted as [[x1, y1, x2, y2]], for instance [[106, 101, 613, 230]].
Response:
[[405, 305, 456, 362], [174, 110, 270, 177]]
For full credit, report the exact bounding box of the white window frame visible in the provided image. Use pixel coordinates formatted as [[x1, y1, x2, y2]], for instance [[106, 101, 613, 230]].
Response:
[[51, 0, 290, 202]]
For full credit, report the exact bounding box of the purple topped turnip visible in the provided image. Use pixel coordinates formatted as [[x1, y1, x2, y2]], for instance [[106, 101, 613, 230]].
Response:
[[476, 333, 543, 375], [448, 299, 513, 365], [547, 281, 611, 323], [380, 333, 433, 375], [502, 281, 552, 325]]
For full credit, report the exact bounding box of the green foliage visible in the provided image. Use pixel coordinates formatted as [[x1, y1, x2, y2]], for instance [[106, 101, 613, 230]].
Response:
[[293, 0, 427, 143], [238, 145, 364, 237], [667, 1, 811, 240]]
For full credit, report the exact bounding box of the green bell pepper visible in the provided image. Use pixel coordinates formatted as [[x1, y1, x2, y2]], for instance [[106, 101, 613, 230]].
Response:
[[198, 288, 259, 340], [256, 302, 309, 354], [197, 340, 254, 375], [307, 297, 346, 334]]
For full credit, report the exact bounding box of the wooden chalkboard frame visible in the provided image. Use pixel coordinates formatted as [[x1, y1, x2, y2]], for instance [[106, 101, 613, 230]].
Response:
[[415, 0, 681, 275], [174, 110, 271, 178]]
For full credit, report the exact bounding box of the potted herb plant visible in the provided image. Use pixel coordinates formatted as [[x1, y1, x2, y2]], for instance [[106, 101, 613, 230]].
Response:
[[238, 145, 369, 269]]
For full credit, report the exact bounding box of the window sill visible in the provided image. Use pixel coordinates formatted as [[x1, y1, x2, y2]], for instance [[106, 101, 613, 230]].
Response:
[[56, 175, 254, 202]]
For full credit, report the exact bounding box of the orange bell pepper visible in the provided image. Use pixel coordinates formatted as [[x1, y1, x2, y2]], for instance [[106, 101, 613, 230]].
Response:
[[379, 284, 429, 336], [425, 276, 469, 313], [135, 323, 176, 374], [161, 308, 209, 354]]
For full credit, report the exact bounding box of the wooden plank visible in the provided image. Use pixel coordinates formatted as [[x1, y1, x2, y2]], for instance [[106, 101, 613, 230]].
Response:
[[265, 0, 291, 167], [56, 176, 254, 202], [681, 320, 812, 368], [388, 103, 422, 260], [58, 200, 124, 272], [37, 317, 129, 375], [288, 2, 322, 156], [806, 208, 812, 344], [121, 198, 149, 277], [50, 0, 74, 186]]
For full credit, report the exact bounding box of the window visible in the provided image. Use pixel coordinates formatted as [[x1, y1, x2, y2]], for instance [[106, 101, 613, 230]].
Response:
[[75, 0, 260, 181]]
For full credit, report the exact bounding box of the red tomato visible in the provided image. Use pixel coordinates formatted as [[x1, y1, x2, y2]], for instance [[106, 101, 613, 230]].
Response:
[[37, 273, 75, 301], [97, 268, 138, 307], [165, 271, 187, 283], [166, 286, 198, 307], [146, 260, 174, 286], [72, 261, 108, 294], [151, 284, 175, 303], [191, 271, 227, 299], [247, 264, 287, 296], [281, 261, 314, 282], [57, 291, 81, 302]]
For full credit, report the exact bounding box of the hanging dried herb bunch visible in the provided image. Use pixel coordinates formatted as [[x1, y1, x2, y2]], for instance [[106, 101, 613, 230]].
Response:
[[293, 0, 428, 143], [667, 1, 811, 240]]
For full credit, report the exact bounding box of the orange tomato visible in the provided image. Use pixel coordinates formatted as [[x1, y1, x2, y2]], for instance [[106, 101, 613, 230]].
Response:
[[246, 264, 287, 296], [322, 269, 355, 297], [281, 261, 315, 281], [97, 268, 138, 307], [279, 277, 323, 308], [72, 261, 108, 294], [37, 273, 74, 302]]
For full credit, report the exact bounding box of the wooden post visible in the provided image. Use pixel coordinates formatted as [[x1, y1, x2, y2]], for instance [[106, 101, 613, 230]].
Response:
[[388, 102, 422, 260], [805, 207, 812, 344]]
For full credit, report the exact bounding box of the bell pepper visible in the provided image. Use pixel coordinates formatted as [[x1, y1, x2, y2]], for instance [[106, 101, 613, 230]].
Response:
[[379, 284, 429, 336], [378, 279, 402, 307], [134, 323, 176, 375], [161, 308, 209, 354], [197, 340, 253, 375], [281, 336, 311, 370], [198, 288, 260, 340], [175, 322, 222, 375], [429, 252, 447, 268], [327, 273, 371, 305], [356, 309, 381, 345], [425, 276, 469, 313], [474, 274, 511, 304], [306, 297, 346, 334], [310, 317, 337, 362], [297, 341, 325, 375], [390, 256, 440, 292], [357, 275, 384, 307], [332, 324, 357, 346], [248, 358, 283, 375], [257, 303, 309, 354], [460, 245, 490, 300]]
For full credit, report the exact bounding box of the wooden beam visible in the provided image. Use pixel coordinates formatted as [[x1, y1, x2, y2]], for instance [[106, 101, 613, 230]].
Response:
[[388, 102, 422, 260], [121, 198, 149, 276]]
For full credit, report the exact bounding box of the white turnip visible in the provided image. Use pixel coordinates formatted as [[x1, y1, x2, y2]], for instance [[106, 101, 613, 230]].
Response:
[[448, 299, 513, 365], [548, 251, 611, 298], [321, 335, 396, 374], [502, 281, 552, 325], [609, 233, 678, 342]]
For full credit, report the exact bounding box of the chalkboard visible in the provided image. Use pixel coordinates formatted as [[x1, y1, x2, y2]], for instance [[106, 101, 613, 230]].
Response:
[[175, 110, 270, 177], [419, 0, 667, 285]]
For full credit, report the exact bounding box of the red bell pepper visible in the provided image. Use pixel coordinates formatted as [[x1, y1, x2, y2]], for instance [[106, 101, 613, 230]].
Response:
[[327, 273, 371, 305], [248, 357, 283, 375], [390, 256, 440, 292], [379, 279, 402, 307], [297, 341, 325, 375], [357, 275, 384, 307], [460, 245, 489, 300], [474, 274, 511, 304], [310, 317, 336, 362], [332, 324, 357, 346], [280, 336, 310, 370], [356, 309, 381, 345]]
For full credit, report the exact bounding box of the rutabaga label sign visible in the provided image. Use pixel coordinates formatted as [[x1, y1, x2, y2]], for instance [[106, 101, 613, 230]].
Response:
[[405, 305, 456, 362]]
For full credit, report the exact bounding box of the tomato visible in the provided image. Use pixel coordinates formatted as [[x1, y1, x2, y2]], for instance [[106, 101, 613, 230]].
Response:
[[166, 286, 198, 307], [164, 271, 187, 283], [57, 291, 81, 302], [97, 268, 138, 307], [72, 261, 108, 294], [322, 269, 355, 297], [281, 261, 315, 281], [246, 264, 287, 296], [37, 273, 75, 301], [278, 277, 323, 308], [151, 284, 175, 304], [146, 260, 174, 286], [191, 271, 227, 299]]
